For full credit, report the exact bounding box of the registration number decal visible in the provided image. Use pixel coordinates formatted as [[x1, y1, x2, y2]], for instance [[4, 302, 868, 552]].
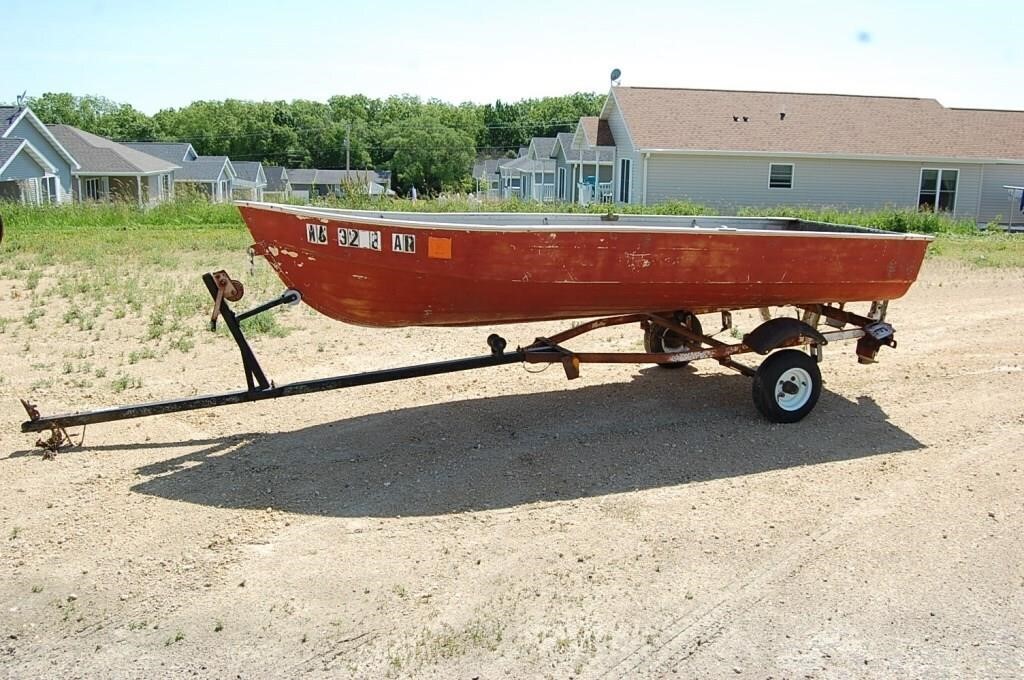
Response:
[[391, 233, 416, 253], [306, 223, 328, 245], [338, 228, 381, 251]]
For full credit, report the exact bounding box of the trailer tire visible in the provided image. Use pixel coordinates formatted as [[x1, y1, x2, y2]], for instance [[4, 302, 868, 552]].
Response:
[[645, 312, 702, 368], [752, 349, 821, 423]]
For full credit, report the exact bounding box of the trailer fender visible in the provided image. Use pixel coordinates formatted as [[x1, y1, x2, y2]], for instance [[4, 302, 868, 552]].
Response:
[[743, 317, 828, 355]]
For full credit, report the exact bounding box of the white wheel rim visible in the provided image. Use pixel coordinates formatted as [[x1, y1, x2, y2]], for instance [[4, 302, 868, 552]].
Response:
[[774, 367, 813, 411]]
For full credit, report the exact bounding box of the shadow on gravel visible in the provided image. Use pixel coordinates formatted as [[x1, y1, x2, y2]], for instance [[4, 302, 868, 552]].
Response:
[[123, 367, 924, 517]]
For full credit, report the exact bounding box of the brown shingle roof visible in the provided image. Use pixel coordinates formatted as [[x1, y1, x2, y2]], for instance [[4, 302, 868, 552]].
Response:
[[945, 108, 1024, 159], [609, 86, 1024, 161], [579, 117, 615, 146]]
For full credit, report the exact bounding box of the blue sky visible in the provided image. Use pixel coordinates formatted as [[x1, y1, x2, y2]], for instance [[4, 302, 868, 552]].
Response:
[[3, 0, 1021, 113]]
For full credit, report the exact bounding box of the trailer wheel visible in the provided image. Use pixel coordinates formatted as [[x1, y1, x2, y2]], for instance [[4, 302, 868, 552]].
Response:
[[645, 312, 703, 368], [752, 349, 821, 423]]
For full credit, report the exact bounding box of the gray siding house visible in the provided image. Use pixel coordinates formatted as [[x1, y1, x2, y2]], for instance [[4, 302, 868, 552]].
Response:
[[123, 142, 198, 165], [47, 125, 178, 205], [232, 161, 266, 201], [289, 169, 388, 201], [471, 159, 502, 199], [125, 143, 240, 202], [591, 86, 1024, 223], [497, 138, 558, 202], [553, 120, 615, 204], [174, 156, 236, 202], [0, 105, 79, 203], [497, 155, 522, 199], [519, 137, 557, 201], [264, 166, 290, 200]]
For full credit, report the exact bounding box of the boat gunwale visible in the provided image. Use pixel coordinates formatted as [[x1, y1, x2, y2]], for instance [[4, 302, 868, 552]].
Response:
[[235, 201, 935, 242]]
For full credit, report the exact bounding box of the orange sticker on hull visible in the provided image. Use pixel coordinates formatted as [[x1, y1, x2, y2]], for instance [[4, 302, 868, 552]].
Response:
[[427, 237, 452, 259]]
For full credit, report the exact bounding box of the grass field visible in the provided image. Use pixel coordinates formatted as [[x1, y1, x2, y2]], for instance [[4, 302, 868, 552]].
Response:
[[2, 197, 1021, 267]]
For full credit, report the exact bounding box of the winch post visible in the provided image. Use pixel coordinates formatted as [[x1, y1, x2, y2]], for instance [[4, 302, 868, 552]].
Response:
[[202, 272, 270, 392]]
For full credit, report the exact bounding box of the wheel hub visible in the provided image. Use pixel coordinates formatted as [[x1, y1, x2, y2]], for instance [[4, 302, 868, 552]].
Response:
[[775, 368, 812, 411]]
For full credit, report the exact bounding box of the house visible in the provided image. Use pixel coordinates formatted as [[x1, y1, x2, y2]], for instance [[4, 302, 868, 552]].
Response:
[[552, 124, 616, 205], [590, 85, 1024, 222], [124, 142, 240, 202], [47, 125, 178, 205], [572, 118, 617, 203], [264, 166, 290, 200], [232, 161, 267, 201], [517, 137, 557, 201], [497, 154, 522, 199], [174, 156, 236, 202], [492, 133, 609, 204], [123, 142, 198, 165], [494, 138, 566, 201], [471, 159, 502, 199], [0, 104, 79, 204], [288, 169, 388, 201], [287, 169, 316, 201]]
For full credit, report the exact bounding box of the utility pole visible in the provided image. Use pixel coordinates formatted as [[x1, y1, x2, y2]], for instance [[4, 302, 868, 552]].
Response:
[[345, 122, 351, 173]]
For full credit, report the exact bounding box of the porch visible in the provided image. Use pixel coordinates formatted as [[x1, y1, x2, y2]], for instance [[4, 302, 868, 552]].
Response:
[[570, 162, 614, 205], [77, 173, 175, 206]]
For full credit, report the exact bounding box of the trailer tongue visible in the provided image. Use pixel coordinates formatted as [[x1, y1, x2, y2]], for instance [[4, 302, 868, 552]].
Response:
[[21, 269, 899, 454]]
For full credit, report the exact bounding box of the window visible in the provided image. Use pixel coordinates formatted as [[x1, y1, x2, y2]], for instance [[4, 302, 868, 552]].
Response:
[[162, 174, 171, 199], [42, 176, 58, 203], [619, 158, 632, 203], [769, 163, 794, 189], [84, 177, 103, 201], [558, 167, 566, 199], [918, 168, 958, 212]]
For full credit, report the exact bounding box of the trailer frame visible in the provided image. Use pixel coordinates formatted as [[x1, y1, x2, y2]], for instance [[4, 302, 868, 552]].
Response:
[[20, 270, 898, 451]]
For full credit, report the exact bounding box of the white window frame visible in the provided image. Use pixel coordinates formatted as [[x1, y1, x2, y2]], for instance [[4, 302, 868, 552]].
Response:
[[84, 177, 105, 201], [558, 167, 566, 199], [918, 167, 958, 214], [619, 158, 632, 203], [41, 176, 58, 203], [768, 163, 794, 190]]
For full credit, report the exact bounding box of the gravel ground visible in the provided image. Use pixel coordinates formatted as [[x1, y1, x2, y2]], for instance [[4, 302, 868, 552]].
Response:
[[1, 258, 1022, 679]]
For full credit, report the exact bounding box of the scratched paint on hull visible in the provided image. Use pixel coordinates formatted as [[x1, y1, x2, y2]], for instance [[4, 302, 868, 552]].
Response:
[[240, 206, 929, 328]]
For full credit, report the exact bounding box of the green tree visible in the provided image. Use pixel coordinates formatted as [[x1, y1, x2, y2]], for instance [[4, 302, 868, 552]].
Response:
[[384, 115, 476, 195], [25, 89, 605, 187]]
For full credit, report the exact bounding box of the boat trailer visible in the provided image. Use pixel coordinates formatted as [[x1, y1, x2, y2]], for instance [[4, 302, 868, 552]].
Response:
[[21, 270, 899, 452]]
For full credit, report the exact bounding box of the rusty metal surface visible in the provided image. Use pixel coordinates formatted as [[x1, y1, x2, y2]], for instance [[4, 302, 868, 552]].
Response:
[[801, 304, 876, 329], [540, 314, 650, 345], [209, 270, 244, 330], [21, 283, 888, 450]]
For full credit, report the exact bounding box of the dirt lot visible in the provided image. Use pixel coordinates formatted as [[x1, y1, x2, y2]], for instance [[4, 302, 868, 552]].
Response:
[[1, 256, 1022, 678]]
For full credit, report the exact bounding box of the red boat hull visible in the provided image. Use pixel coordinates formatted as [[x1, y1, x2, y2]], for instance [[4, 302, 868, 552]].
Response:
[[239, 205, 930, 328]]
